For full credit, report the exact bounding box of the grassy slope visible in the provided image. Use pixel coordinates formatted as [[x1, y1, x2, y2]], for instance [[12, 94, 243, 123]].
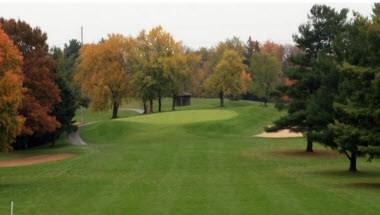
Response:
[[0, 98, 380, 214]]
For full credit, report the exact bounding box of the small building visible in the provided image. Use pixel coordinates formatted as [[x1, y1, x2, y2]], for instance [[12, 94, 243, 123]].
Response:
[[175, 93, 191, 106]]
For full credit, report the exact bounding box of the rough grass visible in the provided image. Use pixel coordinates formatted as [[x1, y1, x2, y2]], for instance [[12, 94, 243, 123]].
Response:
[[0, 98, 380, 214]]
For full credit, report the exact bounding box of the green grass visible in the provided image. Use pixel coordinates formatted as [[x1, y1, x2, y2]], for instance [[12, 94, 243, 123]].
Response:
[[1, 98, 380, 214], [118, 109, 238, 124], [74, 108, 140, 123]]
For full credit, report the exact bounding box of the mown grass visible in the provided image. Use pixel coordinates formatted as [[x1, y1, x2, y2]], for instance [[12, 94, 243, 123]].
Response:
[[0, 98, 380, 214], [118, 109, 238, 124]]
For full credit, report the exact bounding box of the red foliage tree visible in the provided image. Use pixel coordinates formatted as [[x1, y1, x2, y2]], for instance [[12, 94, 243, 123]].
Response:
[[0, 18, 60, 143]]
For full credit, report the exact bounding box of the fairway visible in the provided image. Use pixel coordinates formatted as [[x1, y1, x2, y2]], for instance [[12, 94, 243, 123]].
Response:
[[1, 99, 380, 214], [2, 2, 380, 214], [118, 109, 238, 124]]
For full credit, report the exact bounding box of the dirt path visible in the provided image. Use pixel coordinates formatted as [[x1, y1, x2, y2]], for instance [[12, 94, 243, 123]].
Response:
[[0, 153, 75, 168], [67, 121, 97, 146], [125, 108, 144, 114]]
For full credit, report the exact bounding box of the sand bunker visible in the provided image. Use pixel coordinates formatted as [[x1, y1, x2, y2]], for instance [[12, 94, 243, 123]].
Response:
[[0, 153, 75, 168], [255, 129, 303, 138]]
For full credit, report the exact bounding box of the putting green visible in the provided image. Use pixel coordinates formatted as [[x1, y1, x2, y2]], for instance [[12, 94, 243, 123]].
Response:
[[118, 109, 238, 124]]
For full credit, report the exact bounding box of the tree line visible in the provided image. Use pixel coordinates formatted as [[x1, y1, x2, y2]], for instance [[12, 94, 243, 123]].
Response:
[[75, 27, 287, 116], [2, 3, 379, 174], [0, 19, 286, 152], [0, 18, 81, 151]]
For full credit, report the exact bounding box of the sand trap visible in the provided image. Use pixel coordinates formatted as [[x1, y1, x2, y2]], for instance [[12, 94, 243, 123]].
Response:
[[255, 129, 303, 138], [0, 153, 75, 168]]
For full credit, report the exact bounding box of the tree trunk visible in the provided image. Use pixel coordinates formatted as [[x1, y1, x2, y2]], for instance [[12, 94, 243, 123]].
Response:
[[349, 152, 357, 172], [112, 101, 119, 119], [306, 133, 313, 152], [158, 93, 162, 112], [172, 95, 176, 111], [263, 98, 268, 107], [143, 98, 147, 114], [149, 98, 154, 113], [220, 91, 224, 107]]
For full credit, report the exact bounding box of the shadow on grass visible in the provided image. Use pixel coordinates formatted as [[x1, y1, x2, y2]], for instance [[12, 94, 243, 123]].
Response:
[[344, 182, 380, 190], [271, 149, 339, 158], [313, 169, 380, 178]]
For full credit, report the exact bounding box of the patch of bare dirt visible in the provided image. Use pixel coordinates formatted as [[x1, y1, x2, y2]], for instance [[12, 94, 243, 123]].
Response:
[[0, 153, 75, 168], [255, 129, 303, 138], [272, 149, 339, 158]]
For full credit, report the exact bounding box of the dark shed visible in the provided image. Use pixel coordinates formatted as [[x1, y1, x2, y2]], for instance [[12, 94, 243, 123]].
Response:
[[175, 93, 191, 106]]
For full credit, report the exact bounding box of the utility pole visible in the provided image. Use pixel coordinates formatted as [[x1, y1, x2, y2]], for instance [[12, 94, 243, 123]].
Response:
[[80, 26, 84, 124]]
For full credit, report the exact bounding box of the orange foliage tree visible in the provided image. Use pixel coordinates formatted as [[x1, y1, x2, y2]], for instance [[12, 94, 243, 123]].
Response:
[[240, 70, 253, 94], [0, 27, 24, 151], [261, 41, 285, 62], [0, 19, 61, 147]]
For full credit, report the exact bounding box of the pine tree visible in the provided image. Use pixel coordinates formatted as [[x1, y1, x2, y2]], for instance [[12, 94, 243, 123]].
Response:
[[326, 4, 380, 171], [269, 5, 348, 152], [49, 40, 81, 139]]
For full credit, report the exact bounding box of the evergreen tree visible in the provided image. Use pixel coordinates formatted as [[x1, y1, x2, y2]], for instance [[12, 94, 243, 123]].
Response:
[[269, 5, 348, 152], [328, 65, 380, 172], [325, 4, 380, 171], [244, 36, 259, 67], [49, 40, 81, 141]]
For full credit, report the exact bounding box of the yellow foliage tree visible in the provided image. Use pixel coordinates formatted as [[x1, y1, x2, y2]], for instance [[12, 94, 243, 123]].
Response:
[[135, 26, 181, 112], [75, 34, 136, 118], [204, 50, 246, 107]]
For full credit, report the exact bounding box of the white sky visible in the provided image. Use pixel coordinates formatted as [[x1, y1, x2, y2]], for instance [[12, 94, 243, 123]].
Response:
[[0, 2, 375, 49]]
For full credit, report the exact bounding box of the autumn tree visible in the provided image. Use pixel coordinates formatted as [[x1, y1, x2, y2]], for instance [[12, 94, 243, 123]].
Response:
[[240, 70, 253, 95], [184, 51, 202, 95], [0, 18, 61, 148], [0, 27, 24, 151], [142, 26, 181, 112], [76, 35, 135, 118], [260, 41, 285, 62], [162, 50, 196, 110], [131, 30, 157, 114], [204, 50, 245, 107], [192, 47, 217, 96], [250, 53, 282, 106], [216, 37, 246, 62]]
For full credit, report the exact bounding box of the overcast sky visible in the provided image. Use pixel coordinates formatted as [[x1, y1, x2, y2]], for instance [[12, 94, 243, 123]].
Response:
[[0, 2, 374, 49]]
